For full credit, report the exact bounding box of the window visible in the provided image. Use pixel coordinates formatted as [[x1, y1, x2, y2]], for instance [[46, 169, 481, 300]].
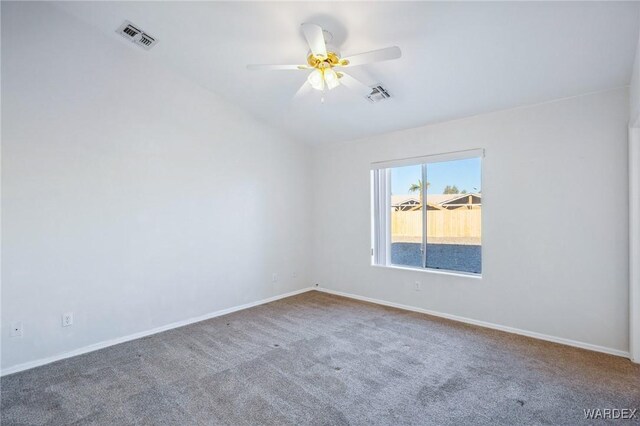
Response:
[[372, 149, 483, 275]]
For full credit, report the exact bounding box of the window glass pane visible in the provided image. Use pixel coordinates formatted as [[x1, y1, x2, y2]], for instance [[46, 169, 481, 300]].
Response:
[[425, 158, 482, 274], [390, 165, 423, 268]]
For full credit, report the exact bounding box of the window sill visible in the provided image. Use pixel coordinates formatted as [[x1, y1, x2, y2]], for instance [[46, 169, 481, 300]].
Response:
[[371, 263, 482, 279]]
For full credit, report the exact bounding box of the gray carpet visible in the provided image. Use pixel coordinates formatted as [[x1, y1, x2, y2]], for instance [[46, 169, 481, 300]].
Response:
[[2, 291, 639, 425]]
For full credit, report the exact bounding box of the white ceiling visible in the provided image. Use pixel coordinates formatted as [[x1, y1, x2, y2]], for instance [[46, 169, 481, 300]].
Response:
[[55, 2, 640, 144]]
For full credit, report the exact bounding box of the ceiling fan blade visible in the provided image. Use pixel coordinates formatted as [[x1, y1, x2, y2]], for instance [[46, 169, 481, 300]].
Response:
[[341, 46, 402, 67], [247, 64, 309, 71], [301, 23, 327, 58], [293, 81, 312, 101], [338, 72, 373, 98]]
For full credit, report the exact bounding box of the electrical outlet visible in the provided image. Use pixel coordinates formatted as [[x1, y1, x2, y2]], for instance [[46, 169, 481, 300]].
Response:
[[414, 281, 421, 291], [10, 321, 23, 337], [272, 273, 278, 283], [62, 312, 73, 327]]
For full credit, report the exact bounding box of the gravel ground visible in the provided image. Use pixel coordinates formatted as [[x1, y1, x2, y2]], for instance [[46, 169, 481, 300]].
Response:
[[390, 243, 481, 274]]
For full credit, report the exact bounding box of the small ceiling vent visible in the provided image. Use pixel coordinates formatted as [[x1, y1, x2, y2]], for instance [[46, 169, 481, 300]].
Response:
[[367, 85, 391, 103], [116, 21, 158, 50]]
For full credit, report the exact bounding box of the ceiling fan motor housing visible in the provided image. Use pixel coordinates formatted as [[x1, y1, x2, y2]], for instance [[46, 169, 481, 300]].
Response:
[[306, 49, 347, 69]]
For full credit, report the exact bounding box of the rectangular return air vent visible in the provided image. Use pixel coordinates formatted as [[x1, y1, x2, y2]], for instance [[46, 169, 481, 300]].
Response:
[[116, 21, 158, 50], [367, 85, 391, 103]]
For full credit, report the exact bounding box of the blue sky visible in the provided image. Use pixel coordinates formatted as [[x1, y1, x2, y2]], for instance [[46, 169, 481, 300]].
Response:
[[390, 158, 482, 195]]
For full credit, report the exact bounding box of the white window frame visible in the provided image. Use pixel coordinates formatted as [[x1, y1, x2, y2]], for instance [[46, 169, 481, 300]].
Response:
[[371, 148, 484, 276]]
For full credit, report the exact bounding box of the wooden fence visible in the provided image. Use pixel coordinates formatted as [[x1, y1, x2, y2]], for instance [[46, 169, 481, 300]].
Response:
[[391, 209, 481, 242]]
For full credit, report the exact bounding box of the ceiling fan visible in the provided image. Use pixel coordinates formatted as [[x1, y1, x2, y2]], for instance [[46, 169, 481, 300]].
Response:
[[247, 23, 401, 101]]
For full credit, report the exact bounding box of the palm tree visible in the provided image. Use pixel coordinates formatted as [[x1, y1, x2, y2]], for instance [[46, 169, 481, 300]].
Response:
[[408, 179, 430, 207], [408, 179, 429, 194]]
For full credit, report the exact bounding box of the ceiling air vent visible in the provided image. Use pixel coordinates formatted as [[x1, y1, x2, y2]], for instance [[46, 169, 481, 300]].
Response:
[[116, 21, 158, 50], [367, 85, 391, 103]]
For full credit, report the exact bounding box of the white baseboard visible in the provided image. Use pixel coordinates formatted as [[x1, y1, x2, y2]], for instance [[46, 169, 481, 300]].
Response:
[[316, 287, 631, 359], [3, 285, 630, 376], [1, 287, 315, 377]]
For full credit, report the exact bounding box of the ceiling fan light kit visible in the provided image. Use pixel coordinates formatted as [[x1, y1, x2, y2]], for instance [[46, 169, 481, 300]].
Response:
[[306, 64, 341, 91], [247, 23, 401, 101]]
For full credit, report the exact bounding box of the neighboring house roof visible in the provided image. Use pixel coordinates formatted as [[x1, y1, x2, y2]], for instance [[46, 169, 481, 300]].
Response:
[[391, 196, 424, 211], [439, 193, 482, 207], [391, 195, 421, 206], [424, 194, 464, 205], [391, 193, 481, 209]]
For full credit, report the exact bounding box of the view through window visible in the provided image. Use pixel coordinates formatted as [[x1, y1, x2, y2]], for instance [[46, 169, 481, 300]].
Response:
[[373, 152, 482, 274]]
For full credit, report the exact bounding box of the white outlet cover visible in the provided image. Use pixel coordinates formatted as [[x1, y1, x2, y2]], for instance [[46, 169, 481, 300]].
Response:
[[62, 312, 73, 327], [272, 273, 278, 282], [414, 281, 421, 291]]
